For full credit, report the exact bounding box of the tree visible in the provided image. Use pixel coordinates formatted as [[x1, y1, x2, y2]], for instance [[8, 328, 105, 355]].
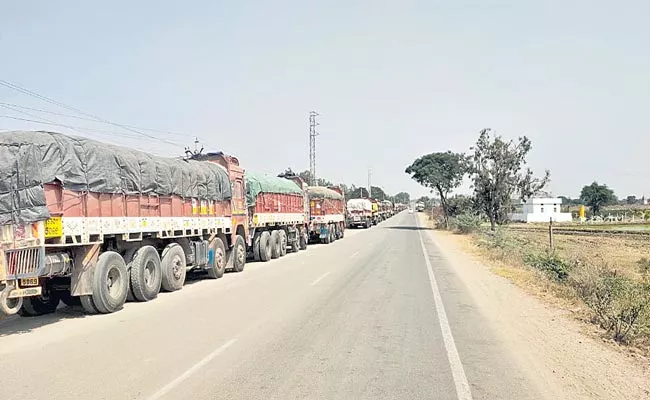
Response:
[[446, 194, 477, 218], [468, 129, 549, 230], [298, 170, 312, 184], [393, 192, 410, 204], [294, 170, 333, 187], [405, 151, 467, 228], [626, 195, 637, 205], [580, 182, 617, 215]]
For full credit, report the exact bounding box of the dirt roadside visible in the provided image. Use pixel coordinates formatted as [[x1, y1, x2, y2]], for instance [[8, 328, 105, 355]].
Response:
[[426, 226, 650, 399]]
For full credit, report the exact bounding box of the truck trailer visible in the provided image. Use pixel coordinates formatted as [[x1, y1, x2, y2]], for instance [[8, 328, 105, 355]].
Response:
[[0, 131, 251, 317], [245, 171, 309, 261], [307, 186, 345, 244], [346, 198, 373, 229]]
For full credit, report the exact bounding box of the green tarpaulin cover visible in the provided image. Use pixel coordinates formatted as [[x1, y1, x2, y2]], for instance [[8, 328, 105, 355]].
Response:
[[245, 170, 302, 206]]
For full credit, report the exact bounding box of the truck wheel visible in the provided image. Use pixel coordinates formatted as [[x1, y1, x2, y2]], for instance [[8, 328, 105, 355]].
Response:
[[279, 230, 288, 257], [270, 230, 281, 259], [231, 235, 246, 272], [130, 245, 162, 301], [161, 244, 187, 292], [123, 247, 138, 302], [59, 291, 82, 307], [80, 295, 99, 314], [259, 231, 272, 262], [299, 229, 308, 250], [18, 290, 61, 317], [290, 238, 299, 253], [0, 285, 23, 316], [253, 232, 262, 261], [91, 251, 129, 314], [206, 237, 226, 279]]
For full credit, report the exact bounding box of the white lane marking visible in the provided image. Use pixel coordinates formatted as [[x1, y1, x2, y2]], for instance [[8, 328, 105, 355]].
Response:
[[310, 271, 331, 286], [416, 219, 473, 400], [350, 251, 359, 258], [147, 339, 238, 400]]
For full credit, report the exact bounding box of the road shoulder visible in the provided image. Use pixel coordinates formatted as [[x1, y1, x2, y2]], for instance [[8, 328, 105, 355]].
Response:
[[427, 226, 650, 400]]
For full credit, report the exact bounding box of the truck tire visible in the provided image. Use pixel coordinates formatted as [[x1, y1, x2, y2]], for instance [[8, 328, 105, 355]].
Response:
[[91, 251, 129, 314], [80, 295, 99, 314], [290, 238, 299, 253], [279, 230, 288, 257], [270, 230, 281, 259], [206, 237, 226, 279], [0, 285, 23, 316], [129, 245, 162, 301], [232, 235, 246, 272], [161, 244, 187, 292], [123, 247, 138, 302], [299, 229, 308, 250], [59, 291, 82, 307], [259, 231, 272, 262], [252, 232, 262, 261], [18, 290, 60, 317]]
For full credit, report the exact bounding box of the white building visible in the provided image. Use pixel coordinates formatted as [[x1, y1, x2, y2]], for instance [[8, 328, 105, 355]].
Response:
[[509, 197, 573, 223]]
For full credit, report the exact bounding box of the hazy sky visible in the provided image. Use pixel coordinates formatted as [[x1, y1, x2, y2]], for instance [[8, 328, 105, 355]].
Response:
[[1, 1, 648, 199]]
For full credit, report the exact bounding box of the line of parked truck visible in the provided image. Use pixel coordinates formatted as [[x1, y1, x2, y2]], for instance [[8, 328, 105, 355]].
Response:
[[0, 131, 400, 317]]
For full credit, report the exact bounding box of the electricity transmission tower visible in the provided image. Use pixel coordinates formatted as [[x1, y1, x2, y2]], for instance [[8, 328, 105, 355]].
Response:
[[309, 111, 319, 185], [368, 168, 372, 198]]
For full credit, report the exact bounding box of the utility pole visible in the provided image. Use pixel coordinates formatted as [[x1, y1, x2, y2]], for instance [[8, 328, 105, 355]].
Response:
[[309, 111, 319, 186], [367, 168, 372, 198]]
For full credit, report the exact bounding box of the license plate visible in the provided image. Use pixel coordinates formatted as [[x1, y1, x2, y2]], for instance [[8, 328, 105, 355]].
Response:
[[45, 217, 63, 238], [8, 286, 42, 298], [20, 277, 39, 287]]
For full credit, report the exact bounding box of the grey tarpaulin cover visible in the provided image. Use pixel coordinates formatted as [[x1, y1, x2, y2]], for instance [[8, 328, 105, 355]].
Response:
[[306, 186, 343, 201], [0, 131, 232, 226]]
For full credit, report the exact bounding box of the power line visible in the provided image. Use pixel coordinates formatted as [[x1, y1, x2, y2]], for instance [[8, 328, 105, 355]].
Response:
[[0, 79, 182, 147], [0, 101, 191, 138], [0, 115, 173, 141]]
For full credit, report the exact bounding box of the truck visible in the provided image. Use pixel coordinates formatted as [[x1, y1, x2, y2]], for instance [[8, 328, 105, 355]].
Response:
[[380, 200, 394, 220], [0, 131, 248, 317], [306, 186, 345, 244], [370, 198, 380, 225], [346, 198, 373, 229], [245, 171, 309, 261]]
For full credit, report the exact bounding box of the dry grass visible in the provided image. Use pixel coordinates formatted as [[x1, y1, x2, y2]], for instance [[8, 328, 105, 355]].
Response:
[[430, 217, 650, 353], [508, 230, 650, 281]]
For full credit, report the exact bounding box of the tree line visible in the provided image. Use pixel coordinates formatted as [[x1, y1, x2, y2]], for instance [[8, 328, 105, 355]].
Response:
[[405, 129, 640, 229], [278, 168, 411, 205]]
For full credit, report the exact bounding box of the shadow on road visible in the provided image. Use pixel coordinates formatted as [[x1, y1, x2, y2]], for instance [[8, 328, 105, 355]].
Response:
[[0, 305, 87, 337], [384, 226, 432, 231]]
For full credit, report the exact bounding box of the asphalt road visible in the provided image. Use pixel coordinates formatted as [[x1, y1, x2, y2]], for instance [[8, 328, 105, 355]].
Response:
[[0, 212, 545, 400]]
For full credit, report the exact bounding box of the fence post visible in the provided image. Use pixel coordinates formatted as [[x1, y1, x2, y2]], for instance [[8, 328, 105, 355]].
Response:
[[549, 217, 555, 251]]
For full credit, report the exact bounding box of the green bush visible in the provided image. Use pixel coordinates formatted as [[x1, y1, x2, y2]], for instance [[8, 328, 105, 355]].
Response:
[[572, 266, 650, 343], [523, 252, 572, 282], [454, 213, 482, 234]]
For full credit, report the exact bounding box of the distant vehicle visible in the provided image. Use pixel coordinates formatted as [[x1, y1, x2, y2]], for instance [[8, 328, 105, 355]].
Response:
[[408, 208, 414, 214], [415, 202, 425, 212], [347, 198, 373, 229]]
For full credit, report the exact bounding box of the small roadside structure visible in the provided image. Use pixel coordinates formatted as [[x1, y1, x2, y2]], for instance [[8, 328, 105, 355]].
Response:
[[509, 197, 573, 223]]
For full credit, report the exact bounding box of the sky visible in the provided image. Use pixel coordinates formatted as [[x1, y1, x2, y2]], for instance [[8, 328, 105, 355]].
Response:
[[1, 1, 648, 199]]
